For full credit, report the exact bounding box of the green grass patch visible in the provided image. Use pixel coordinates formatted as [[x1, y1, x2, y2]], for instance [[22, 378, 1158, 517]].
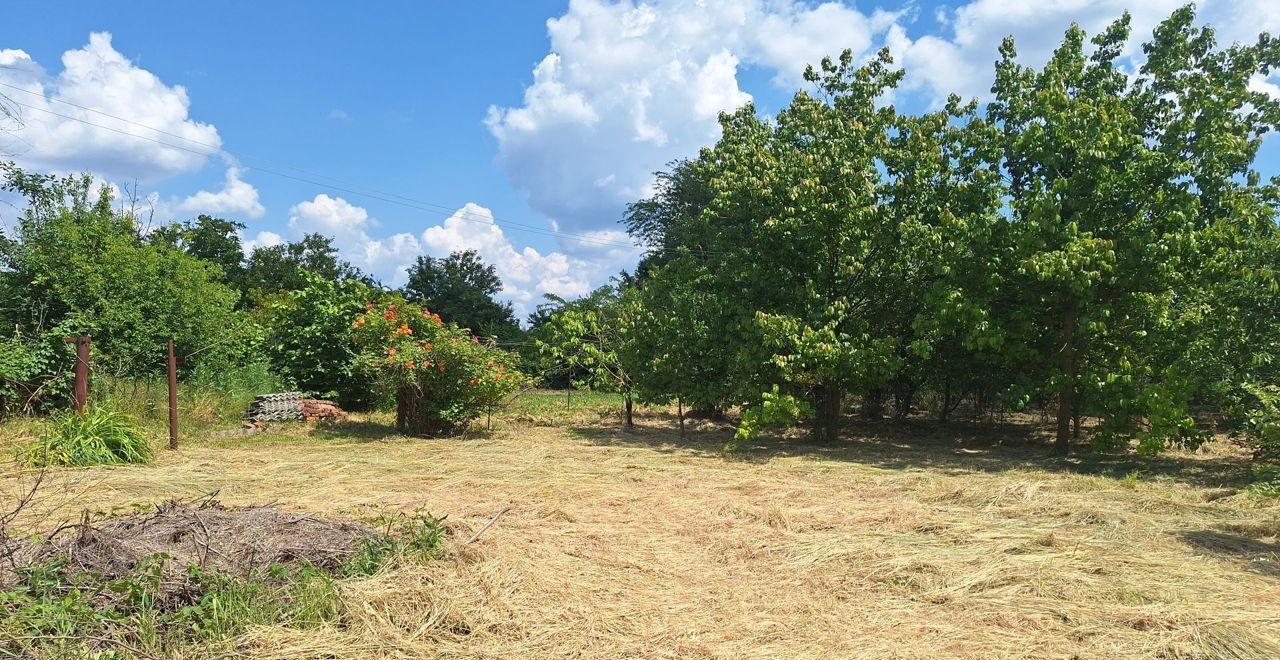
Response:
[[18, 406, 151, 467]]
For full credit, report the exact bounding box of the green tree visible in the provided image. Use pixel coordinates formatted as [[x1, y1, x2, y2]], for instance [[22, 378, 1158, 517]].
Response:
[[534, 286, 634, 427], [150, 215, 248, 297], [989, 7, 1280, 453], [243, 233, 368, 301], [401, 250, 520, 339], [261, 272, 385, 410]]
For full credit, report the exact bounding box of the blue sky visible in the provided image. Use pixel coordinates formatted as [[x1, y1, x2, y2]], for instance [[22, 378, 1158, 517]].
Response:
[[1, 1, 1276, 317]]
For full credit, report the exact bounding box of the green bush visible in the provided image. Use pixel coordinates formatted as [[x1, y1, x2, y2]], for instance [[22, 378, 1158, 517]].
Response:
[[352, 300, 527, 436], [20, 406, 151, 467]]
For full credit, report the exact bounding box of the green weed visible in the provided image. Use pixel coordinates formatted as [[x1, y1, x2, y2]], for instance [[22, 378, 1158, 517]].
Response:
[[18, 405, 151, 467]]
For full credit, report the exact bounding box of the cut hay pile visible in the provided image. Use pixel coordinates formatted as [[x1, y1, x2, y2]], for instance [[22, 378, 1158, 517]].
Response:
[[4, 408, 1279, 658], [3, 495, 373, 596]]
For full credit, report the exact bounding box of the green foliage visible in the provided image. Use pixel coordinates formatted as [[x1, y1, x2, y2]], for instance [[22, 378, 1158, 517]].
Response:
[[733, 386, 812, 446], [243, 232, 369, 302], [149, 215, 249, 299], [1240, 384, 1280, 465], [340, 510, 448, 577], [0, 163, 258, 379], [19, 405, 151, 467], [1246, 466, 1280, 497], [262, 272, 385, 411], [533, 286, 636, 424], [353, 299, 526, 436], [0, 327, 72, 416], [0, 558, 342, 658], [402, 249, 521, 340]]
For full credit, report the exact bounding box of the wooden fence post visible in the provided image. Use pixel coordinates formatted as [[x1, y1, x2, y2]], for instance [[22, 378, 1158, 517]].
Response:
[[63, 336, 91, 412], [167, 339, 179, 450]]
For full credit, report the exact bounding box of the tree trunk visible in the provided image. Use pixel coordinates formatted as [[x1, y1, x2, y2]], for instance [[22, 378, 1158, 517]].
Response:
[[813, 382, 842, 443], [1056, 302, 1078, 456], [939, 378, 955, 423], [1072, 396, 1081, 439], [861, 389, 884, 420], [624, 391, 634, 429], [677, 396, 685, 438]]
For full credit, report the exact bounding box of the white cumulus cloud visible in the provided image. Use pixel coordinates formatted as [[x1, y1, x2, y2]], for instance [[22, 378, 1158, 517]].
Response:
[[889, 0, 1280, 105], [485, 0, 898, 233], [172, 167, 265, 219], [0, 32, 222, 181], [285, 195, 640, 318]]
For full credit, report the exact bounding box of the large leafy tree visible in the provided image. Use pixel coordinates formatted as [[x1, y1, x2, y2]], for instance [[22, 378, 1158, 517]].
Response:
[[243, 233, 368, 301], [149, 215, 248, 297], [402, 249, 520, 339], [989, 8, 1280, 453]]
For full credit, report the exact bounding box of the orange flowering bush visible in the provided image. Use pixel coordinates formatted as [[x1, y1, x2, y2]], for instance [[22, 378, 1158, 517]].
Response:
[[352, 301, 526, 436]]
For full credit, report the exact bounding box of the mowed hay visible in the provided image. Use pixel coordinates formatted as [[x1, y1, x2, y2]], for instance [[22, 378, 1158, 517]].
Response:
[[3, 412, 1279, 659]]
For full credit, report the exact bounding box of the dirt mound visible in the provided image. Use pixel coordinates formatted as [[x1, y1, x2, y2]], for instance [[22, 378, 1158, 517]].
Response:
[[7, 495, 374, 590]]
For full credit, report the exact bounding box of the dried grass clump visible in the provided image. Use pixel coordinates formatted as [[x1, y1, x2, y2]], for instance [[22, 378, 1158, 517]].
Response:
[[3, 406, 1278, 658]]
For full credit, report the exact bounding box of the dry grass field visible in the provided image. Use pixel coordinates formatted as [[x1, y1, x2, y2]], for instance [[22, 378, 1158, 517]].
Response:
[[2, 392, 1279, 659]]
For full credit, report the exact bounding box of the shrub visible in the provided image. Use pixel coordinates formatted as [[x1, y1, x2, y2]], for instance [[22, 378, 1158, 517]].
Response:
[[262, 272, 385, 411], [1240, 384, 1280, 466], [20, 406, 151, 467], [352, 300, 526, 436]]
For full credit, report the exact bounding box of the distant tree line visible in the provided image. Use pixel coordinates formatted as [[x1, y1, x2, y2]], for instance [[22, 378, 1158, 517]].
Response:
[[0, 165, 523, 413]]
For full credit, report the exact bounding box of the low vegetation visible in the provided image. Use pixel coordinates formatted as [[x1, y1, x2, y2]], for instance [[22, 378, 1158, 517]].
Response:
[[18, 406, 150, 467]]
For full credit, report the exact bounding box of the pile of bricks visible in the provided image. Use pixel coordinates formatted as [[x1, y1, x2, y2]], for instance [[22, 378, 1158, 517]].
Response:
[[300, 398, 348, 421]]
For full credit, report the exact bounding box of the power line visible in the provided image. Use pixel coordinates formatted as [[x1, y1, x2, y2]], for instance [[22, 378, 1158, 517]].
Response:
[[0, 87, 646, 251]]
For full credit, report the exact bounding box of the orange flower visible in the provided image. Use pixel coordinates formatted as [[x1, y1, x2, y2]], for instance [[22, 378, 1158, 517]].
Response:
[[383, 309, 396, 320], [398, 324, 412, 335], [364, 302, 375, 311], [386, 348, 397, 357], [406, 361, 415, 369], [423, 342, 433, 350], [469, 378, 478, 385], [497, 364, 505, 372]]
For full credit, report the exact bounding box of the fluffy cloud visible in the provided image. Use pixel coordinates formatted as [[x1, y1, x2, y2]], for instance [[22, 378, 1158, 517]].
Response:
[[889, 0, 1280, 105], [285, 195, 639, 318], [490, 0, 1280, 238], [486, 0, 898, 232], [0, 33, 222, 181], [172, 167, 265, 219]]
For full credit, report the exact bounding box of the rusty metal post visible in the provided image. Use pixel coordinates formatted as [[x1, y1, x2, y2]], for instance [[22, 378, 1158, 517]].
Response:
[[167, 339, 179, 450], [63, 336, 91, 412]]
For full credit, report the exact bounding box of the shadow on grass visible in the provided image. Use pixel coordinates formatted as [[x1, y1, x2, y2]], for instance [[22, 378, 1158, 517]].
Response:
[[1177, 529, 1280, 576], [308, 418, 401, 440], [570, 410, 1255, 491]]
